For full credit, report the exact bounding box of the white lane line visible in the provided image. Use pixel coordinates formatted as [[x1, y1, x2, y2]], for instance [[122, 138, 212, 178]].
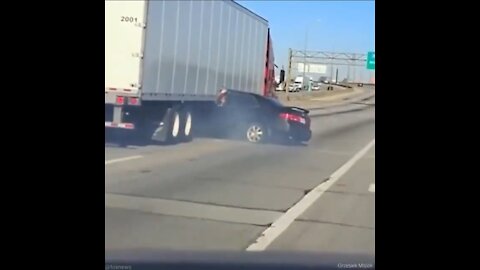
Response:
[[368, 183, 375, 193], [246, 139, 375, 251], [105, 155, 143, 165]]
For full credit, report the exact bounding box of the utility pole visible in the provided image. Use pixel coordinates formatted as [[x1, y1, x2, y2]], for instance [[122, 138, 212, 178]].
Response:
[[303, 20, 320, 91], [286, 48, 292, 98], [347, 53, 352, 82], [330, 58, 333, 83], [348, 54, 356, 83], [303, 28, 308, 90]]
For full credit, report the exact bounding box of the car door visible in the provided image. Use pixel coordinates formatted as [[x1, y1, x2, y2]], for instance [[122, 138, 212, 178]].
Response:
[[220, 92, 261, 130]]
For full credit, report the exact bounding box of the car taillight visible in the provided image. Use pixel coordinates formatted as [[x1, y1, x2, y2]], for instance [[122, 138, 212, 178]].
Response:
[[279, 113, 305, 124], [116, 96, 125, 105]]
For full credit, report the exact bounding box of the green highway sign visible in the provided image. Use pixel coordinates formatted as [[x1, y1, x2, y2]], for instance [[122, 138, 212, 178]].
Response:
[[366, 51, 375, 70]]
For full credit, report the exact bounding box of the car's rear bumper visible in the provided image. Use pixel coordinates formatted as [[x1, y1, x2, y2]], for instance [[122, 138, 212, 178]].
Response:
[[274, 123, 311, 142], [289, 128, 311, 142]]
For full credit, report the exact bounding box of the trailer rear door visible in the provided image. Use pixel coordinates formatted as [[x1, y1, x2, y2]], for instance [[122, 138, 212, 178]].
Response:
[[105, 0, 147, 95]]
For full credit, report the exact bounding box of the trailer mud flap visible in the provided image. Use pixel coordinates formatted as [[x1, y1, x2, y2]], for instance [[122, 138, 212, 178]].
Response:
[[151, 108, 173, 142]]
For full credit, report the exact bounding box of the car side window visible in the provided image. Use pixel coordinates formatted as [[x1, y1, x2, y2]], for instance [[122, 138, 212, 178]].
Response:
[[228, 93, 259, 108]]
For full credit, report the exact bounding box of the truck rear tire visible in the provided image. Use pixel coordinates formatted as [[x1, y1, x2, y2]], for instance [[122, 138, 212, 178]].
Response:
[[166, 108, 181, 144], [179, 108, 193, 142]]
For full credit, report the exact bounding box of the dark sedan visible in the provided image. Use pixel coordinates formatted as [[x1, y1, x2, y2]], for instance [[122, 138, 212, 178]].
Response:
[[211, 89, 311, 144]]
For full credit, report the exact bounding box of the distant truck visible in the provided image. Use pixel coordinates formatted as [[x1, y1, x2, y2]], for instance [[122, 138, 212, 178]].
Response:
[[105, 0, 276, 143], [291, 76, 312, 91]]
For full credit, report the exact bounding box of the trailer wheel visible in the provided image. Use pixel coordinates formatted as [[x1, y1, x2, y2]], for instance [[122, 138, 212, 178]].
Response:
[[166, 108, 181, 144], [179, 108, 193, 142]]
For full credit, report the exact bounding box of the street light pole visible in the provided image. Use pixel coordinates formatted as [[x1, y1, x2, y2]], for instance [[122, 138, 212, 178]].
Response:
[[303, 26, 308, 91], [302, 19, 321, 92], [286, 48, 292, 97]]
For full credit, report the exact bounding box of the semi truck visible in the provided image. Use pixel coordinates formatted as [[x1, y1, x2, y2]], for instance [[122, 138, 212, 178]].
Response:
[[291, 76, 312, 91], [105, 0, 276, 143]]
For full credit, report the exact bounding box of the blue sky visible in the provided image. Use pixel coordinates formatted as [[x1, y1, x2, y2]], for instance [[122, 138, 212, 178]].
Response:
[[237, 0, 375, 70]]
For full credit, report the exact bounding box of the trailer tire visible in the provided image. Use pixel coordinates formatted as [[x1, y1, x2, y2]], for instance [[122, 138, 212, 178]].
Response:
[[166, 108, 181, 144], [179, 108, 193, 142]]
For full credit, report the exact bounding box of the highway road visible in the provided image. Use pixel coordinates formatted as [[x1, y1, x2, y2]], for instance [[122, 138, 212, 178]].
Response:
[[105, 101, 375, 256]]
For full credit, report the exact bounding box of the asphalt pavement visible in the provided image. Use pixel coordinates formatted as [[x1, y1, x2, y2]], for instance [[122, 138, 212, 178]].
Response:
[[105, 101, 375, 257]]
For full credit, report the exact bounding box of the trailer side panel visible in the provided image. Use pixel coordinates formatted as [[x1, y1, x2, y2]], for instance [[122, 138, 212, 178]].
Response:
[[141, 0, 268, 101]]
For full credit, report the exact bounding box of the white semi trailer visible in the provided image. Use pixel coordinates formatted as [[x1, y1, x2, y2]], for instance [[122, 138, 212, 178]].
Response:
[[105, 0, 276, 143]]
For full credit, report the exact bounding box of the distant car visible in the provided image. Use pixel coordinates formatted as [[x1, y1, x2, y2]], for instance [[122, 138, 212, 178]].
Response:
[[312, 82, 322, 91], [288, 84, 300, 92], [212, 89, 311, 143], [357, 83, 364, 87]]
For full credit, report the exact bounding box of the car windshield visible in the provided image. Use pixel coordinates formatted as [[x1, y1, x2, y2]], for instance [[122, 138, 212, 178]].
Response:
[[106, 0, 375, 267]]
